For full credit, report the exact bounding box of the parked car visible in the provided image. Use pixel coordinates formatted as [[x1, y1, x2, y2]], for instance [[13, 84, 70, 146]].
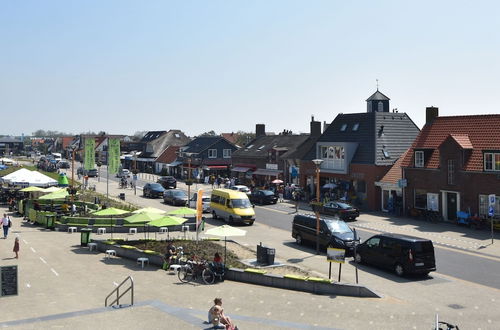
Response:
[[316, 201, 360, 221], [57, 160, 70, 169], [157, 176, 177, 189], [231, 185, 251, 195], [355, 233, 436, 277], [86, 169, 98, 177], [143, 183, 165, 198], [249, 189, 278, 205], [163, 189, 188, 206], [189, 194, 211, 213], [292, 214, 359, 255], [116, 169, 131, 178]]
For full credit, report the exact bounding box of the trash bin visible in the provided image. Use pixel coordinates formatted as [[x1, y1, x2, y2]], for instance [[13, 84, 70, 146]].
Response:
[[119, 193, 125, 201], [256, 243, 275, 266], [80, 228, 92, 246], [266, 248, 275, 265], [46, 215, 55, 229]]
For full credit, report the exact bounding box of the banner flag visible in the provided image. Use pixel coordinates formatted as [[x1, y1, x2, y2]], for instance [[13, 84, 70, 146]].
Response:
[[107, 138, 121, 175], [84, 138, 95, 170]]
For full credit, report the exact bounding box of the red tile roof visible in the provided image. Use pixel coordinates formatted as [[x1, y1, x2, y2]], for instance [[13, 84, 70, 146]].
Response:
[[379, 149, 409, 184], [221, 133, 238, 145], [155, 146, 180, 163], [402, 115, 500, 171]]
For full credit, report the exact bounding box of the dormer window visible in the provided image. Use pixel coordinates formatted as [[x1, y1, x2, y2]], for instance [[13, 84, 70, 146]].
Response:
[[484, 152, 500, 171], [340, 124, 348, 132], [415, 151, 424, 168], [382, 148, 390, 159], [352, 123, 359, 131]]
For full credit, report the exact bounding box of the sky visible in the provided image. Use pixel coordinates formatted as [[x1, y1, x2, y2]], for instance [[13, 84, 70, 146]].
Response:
[[1, 1, 499, 137]]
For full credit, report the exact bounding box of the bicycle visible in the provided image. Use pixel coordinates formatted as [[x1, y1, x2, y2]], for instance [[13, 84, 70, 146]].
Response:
[[178, 257, 217, 285]]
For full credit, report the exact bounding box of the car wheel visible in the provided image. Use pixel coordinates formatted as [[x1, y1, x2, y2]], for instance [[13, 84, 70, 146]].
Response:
[[212, 211, 218, 219], [394, 263, 405, 277], [354, 252, 363, 264], [228, 216, 234, 225], [295, 234, 302, 245]]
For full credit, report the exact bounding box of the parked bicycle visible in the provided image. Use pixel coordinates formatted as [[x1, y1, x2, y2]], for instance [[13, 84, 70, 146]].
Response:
[[178, 256, 218, 285]]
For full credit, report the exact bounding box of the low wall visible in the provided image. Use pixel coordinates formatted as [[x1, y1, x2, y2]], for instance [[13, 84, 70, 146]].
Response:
[[93, 240, 380, 298]]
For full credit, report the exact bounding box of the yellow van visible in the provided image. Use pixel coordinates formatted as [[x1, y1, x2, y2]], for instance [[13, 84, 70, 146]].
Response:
[[210, 189, 255, 225]]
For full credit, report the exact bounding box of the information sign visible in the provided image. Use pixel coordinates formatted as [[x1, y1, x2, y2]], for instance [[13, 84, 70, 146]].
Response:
[[1, 265, 18, 297]]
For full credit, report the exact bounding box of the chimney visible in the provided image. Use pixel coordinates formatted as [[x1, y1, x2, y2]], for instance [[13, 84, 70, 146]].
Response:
[[310, 116, 321, 137], [426, 107, 439, 125], [256, 124, 266, 138], [323, 121, 330, 132]]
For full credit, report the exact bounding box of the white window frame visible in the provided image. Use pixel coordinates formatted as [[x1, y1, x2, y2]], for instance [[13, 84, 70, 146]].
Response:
[[319, 145, 345, 170], [447, 159, 455, 185], [208, 149, 217, 159], [223, 149, 231, 158], [415, 151, 424, 168], [484, 152, 500, 171], [479, 194, 500, 216]]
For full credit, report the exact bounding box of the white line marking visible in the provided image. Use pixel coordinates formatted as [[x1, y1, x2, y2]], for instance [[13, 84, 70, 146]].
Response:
[[30, 247, 36, 253], [26, 283, 31, 288], [51, 268, 59, 276], [22, 239, 28, 244], [39, 257, 47, 264], [113, 282, 118, 286]]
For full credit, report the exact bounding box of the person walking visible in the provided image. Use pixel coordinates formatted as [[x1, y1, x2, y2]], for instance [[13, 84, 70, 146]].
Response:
[[13, 236, 20, 258], [2, 213, 11, 238]]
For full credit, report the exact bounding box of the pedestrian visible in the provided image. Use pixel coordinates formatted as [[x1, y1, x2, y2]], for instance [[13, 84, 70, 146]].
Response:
[[278, 186, 284, 203], [208, 297, 237, 330], [13, 236, 20, 258], [71, 203, 77, 216], [2, 213, 11, 238]]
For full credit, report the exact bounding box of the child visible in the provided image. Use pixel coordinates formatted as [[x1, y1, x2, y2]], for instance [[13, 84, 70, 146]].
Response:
[[13, 236, 20, 259]]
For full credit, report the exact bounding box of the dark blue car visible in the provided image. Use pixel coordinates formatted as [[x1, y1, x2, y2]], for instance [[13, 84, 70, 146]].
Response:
[[143, 183, 165, 198]]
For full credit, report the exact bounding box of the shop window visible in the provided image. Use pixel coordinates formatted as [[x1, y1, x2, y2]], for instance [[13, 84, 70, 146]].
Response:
[[357, 180, 366, 193], [414, 189, 427, 209]]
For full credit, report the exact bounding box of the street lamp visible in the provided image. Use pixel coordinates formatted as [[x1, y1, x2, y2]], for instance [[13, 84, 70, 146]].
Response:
[[312, 158, 324, 254], [184, 152, 198, 205]]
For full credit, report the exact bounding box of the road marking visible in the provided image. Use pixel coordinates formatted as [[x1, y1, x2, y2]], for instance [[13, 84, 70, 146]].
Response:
[[39, 257, 47, 264], [26, 283, 31, 288], [22, 239, 28, 244], [51, 268, 59, 277], [434, 272, 500, 293], [255, 205, 289, 215], [113, 282, 118, 286], [30, 247, 36, 253]]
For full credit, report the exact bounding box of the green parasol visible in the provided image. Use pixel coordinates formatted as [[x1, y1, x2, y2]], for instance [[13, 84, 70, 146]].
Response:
[[132, 207, 166, 214], [124, 211, 164, 224], [92, 207, 130, 239], [39, 189, 69, 200], [147, 215, 188, 240], [20, 186, 44, 192], [43, 187, 63, 193]]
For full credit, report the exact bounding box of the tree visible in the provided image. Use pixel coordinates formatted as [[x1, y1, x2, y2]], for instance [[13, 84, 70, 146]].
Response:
[[234, 131, 255, 147], [131, 131, 147, 141], [199, 130, 217, 137]]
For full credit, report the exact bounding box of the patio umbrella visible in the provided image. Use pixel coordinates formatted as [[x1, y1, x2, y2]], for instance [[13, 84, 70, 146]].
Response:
[[147, 215, 188, 240], [272, 179, 283, 184], [167, 207, 197, 216], [322, 183, 337, 189], [43, 187, 63, 193], [92, 207, 129, 239], [124, 211, 164, 224], [39, 189, 69, 200], [132, 207, 166, 214], [20, 186, 44, 192], [205, 225, 247, 262]]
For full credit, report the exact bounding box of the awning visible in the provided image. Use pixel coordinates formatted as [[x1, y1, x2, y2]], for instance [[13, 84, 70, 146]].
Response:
[[253, 169, 282, 177], [167, 160, 183, 167], [232, 167, 252, 173], [207, 165, 227, 170]]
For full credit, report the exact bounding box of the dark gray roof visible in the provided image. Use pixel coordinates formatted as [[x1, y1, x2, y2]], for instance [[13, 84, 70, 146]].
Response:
[[366, 90, 390, 101], [233, 134, 309, 159], [303, 112, 419, 165], [141, 131, 166, 142], [184, 136, 233, 153], [0, 137, 23, 143]]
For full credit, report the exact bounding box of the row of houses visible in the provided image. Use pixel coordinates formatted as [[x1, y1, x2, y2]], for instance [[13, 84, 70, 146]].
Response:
[[42, 89, 499, 221]]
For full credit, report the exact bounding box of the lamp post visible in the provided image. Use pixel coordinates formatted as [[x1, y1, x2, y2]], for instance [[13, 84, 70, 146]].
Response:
[[184, 152, 198, 205], [312, 159, 324, 254]]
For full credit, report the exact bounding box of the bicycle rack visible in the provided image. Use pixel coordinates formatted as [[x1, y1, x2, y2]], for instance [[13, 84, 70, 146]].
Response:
[[105, 276, 134, 308]]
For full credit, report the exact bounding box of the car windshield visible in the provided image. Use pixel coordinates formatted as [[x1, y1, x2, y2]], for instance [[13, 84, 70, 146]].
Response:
[[324, 220, 351, 234], [150, 183, 163, 189], [335, 202, 352, 209], [231, 199, 252, 208], [261, 190, 274, 196], [172, 191, 186, 197], [202, 197, 211, 202]]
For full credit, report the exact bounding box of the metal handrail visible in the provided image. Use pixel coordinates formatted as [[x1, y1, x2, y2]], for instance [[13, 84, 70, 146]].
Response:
[[105, 276, 134, 307]]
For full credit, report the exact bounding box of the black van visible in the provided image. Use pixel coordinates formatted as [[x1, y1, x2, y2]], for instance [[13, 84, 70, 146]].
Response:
[[355, 233, 436, 277], [292, 214, 358, 255]]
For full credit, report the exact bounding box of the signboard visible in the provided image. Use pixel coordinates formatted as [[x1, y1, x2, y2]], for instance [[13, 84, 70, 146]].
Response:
[[398, 179, 407, 188], [489, 194, 496, 217], [84, 138, 95, 170], [327, 248, 345, 264], [1, 265, 18, 297], [107, 138, 121, 175], [265, 163, 278, 170]]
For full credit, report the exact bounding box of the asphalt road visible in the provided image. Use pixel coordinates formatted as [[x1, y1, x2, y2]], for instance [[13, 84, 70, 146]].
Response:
[[254, 203, 500, 290], [90, 167, 500, 290]]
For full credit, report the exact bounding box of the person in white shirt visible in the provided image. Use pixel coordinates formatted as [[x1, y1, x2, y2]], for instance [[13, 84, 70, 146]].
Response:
[[2, 213, 11, 238]]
